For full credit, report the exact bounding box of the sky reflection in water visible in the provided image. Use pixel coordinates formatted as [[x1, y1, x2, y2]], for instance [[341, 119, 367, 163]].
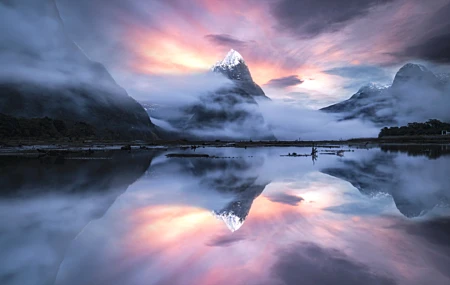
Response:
[[1, 146, 450, 285]]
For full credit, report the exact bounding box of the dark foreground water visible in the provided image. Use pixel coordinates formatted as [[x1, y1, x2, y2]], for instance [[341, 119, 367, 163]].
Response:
[[1, 145, 450, 285]]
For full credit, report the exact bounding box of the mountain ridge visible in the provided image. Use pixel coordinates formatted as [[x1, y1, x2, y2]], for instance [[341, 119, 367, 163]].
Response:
[[143, 49, 275, 140], [0, 0, 160, 140], [321, 63, 450, 126]]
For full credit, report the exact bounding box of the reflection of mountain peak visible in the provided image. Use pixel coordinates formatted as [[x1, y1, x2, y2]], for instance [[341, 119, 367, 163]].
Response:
[[212, 182, 268, 232], [212, 211, 244, 232], [322, 149, 450, 218], [159, 156, 269, 232]]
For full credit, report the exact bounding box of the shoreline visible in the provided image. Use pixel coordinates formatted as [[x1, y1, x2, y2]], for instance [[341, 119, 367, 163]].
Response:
[[1, 135, 449, 155]]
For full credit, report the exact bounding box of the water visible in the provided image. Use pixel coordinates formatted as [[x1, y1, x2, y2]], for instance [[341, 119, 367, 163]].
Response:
[[1, 145, 449, 285]]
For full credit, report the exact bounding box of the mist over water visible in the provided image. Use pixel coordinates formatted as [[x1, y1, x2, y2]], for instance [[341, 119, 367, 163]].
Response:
[[1, 146, 450, 285], [257, 99, 380, 140]]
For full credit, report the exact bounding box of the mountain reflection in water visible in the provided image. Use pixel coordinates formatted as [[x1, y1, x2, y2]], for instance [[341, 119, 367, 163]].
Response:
[[1, 146, 449, 285]]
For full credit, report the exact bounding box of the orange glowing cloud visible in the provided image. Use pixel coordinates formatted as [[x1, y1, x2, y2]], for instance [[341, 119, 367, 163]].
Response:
[[129, 29, 219, 74], [121, 0, 305, 86]]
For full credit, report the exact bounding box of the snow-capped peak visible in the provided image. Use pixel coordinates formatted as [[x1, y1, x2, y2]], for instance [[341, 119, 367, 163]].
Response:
[[212, 211, 244, 232], [358, 83, 390, 93], [212, 49, 244, 70]]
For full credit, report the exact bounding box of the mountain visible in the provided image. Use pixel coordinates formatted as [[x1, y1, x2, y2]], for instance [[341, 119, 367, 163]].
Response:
[[392, 63, 440, 87], [321, 63, 450, 126], [183, 86, 276, 140], [320, 83, 394, 125], [212, 49, 270, 100], [0, 0, 159, 140], [144, 50, 275, 140]]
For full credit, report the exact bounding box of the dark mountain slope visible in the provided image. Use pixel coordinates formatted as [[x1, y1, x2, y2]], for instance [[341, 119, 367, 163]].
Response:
[[0, 0, 159, 140]]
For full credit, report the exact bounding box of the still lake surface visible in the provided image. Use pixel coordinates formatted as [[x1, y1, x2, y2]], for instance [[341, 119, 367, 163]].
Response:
[[1, 145, 450, 285]]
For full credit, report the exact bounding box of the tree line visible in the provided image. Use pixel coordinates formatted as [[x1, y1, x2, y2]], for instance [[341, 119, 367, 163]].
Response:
[[379, 119, 450, 137]]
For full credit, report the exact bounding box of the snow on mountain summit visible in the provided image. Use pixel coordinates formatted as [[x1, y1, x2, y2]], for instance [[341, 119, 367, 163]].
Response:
[[357, 82, 390, 93], [211, 49, 270, 99], [212, 49, 244, 70]]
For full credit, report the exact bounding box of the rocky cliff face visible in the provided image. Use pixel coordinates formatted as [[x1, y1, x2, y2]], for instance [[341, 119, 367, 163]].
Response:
[[0, 0, 159, 139], [212, 49, 270, 100]]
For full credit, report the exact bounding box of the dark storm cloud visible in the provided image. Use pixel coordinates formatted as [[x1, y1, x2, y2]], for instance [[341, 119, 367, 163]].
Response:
[[271, 0, 396, 38], [205, 34, 248, 49], [206, 233, 247, 247], [266, 193, 304, 206], [395, 2, 450, 63], [270, 243, 396, 285], [401, 33, 450, 63], [265, 75, 304, 88]]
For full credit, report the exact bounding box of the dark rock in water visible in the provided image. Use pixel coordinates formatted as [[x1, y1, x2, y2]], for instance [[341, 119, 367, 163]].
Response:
[[0, 0, 159, 140], [121, 145, 132, 151], [212, 49, 270, 100], [166, 153, 209, 158]]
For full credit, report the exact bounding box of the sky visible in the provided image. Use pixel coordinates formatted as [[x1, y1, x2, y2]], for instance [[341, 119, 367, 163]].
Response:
[[52, 0, 450, 107]]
